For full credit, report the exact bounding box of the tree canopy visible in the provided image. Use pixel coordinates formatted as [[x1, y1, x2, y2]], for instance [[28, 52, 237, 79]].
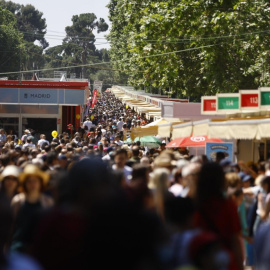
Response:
[[0, 6, 24, 78], [108, 0, 270, 100]]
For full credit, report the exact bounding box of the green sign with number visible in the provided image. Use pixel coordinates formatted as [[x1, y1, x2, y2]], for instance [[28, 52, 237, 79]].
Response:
[[261, 91, 270, 106], [218, 97, 239, 110]]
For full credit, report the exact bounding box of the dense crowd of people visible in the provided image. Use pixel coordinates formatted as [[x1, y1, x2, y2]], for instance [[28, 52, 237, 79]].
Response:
[[0, 92, 270, 270]]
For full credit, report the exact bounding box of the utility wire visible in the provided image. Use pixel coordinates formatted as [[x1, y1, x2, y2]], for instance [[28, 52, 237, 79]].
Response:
[[0, 44, 216, 76]]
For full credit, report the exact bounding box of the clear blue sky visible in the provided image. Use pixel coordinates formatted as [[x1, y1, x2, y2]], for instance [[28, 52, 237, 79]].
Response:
[[14, 0, 110, 49]]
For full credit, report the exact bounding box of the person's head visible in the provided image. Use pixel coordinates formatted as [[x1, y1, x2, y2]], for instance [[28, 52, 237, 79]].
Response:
[[6, 135, 12, 142], [181, 162, 201, 193], [225, 172, 241, 189], [216, 152, 226, 163], [58, 154, 68, 169], [196, 163, 225, 202], [239, 172, 252, 188], [0, 165, 20, 196], [101, 137, 108, 146], [174, 168, 183, 184], [19, 164, 49, 194], [40, 134, 46, 139], [227, 188, 244, 206], [46, 151, 58, 166], [160, 142, 166, 151], [151, 168, 170, 191], [131, 164, 150, 184], [140, 156, 150, 167], [261, 176, 270, 194], [114, 149, 128, 169], [131, 146, 140, 157]]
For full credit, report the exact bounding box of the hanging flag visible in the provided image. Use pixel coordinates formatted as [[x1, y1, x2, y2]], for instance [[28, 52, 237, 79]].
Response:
[[91, 89, 98, 108], [60, 74, 67, 81]]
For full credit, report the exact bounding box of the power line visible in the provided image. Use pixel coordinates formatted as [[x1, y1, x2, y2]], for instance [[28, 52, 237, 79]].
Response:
[[0, 44, 216, 76]]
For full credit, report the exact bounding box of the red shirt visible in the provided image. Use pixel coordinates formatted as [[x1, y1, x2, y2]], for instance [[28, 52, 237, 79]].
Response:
[[194, 198, 241, 270]]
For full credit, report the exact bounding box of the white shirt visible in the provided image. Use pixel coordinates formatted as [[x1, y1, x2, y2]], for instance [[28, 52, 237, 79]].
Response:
[[83, 120, 93, 131], [37, 139, 49, 147], [169, 184, 184, 197], [117, 120, 124, 131], [22, 143, 36, 149], [114, 140, 123, 146], [112, 164, 132, 182]]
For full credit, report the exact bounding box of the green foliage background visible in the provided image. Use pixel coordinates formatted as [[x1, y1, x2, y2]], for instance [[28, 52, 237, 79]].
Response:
[[108, 0, 270, 100]]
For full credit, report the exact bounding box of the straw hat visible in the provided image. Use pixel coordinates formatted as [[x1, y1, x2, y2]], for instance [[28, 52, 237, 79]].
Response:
[[19, 164, 49, 185]]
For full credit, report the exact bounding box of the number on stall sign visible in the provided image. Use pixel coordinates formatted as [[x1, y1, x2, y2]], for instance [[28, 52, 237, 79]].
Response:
[[226, 100, 234, 106], [250, 97, 258, 104]]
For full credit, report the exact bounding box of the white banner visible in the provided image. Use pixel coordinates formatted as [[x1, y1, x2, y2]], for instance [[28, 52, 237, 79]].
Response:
[[93, 80, 103, 94]]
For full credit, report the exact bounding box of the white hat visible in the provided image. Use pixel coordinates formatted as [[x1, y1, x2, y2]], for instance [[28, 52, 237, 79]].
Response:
[[24, 129, 30, 133], [0, 165, 20, 181]]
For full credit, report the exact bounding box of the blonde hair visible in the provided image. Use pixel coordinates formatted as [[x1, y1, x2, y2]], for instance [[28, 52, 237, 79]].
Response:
[[225, 172, 241, 188], [151, 168, 170, 221]]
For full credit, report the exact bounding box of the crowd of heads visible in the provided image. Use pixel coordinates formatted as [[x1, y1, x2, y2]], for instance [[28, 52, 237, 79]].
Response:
[[0, 92, 270, 269]]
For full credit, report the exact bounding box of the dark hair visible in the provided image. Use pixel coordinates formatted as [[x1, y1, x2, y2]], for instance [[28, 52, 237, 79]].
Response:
[[262, 176, 270, 194], [165, 197, 195, 227], [115, 149, 128, 157], [132, 146, 140, 157], [174, 168, 182, 184], [216, 152, 225, 162], [0, 154, 11, 167], [131, 164, 149, 182], [46, 152, 58, 166], [258, 162, 266, 173], [196, 163, 225, 203]]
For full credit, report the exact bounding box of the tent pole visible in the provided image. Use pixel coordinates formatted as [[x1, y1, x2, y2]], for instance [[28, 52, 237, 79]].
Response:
[[252, 139, 254, 162]]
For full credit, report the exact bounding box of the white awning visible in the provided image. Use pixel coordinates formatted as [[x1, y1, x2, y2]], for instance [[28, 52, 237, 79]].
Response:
[[208, 118, 270, 139], [192, 119, 210, 136], [158, 123, 171, 137], [172, 122, 192, 139]]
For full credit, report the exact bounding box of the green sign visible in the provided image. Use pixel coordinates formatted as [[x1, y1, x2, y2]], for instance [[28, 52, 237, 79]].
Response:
[[218, 97, 239, 110], [261, 91, 270, 106]]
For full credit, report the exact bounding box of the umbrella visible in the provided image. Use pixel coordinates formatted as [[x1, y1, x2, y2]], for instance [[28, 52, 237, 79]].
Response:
[[166, 135, 224, 148], [134, 136, 161, 148]]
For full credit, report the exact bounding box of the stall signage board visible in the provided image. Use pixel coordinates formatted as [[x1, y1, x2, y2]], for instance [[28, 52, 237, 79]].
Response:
[[0, 88, 86, 105], [260, 88, 270, 108], [201, 96, 216, 115], [240, 90, 259, 111], [206, 142, 234, 162], [217, 94, 240, 113]]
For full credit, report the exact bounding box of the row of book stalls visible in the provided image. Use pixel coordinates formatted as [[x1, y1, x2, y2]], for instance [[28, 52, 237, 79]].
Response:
[[111, 86, 270, 162], [0, 80, 89, 140]]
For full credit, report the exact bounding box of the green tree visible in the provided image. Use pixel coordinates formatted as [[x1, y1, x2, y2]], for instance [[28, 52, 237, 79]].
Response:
[[0, 0, 48, 48], [62, 13, 108, 78], [108, 0, 270, 100], [0, 6, 25, 78]]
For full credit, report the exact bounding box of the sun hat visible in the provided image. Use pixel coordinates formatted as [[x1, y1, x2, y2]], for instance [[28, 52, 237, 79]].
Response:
[[19, 164, 49, 185], [0, 165, 20, 181]]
